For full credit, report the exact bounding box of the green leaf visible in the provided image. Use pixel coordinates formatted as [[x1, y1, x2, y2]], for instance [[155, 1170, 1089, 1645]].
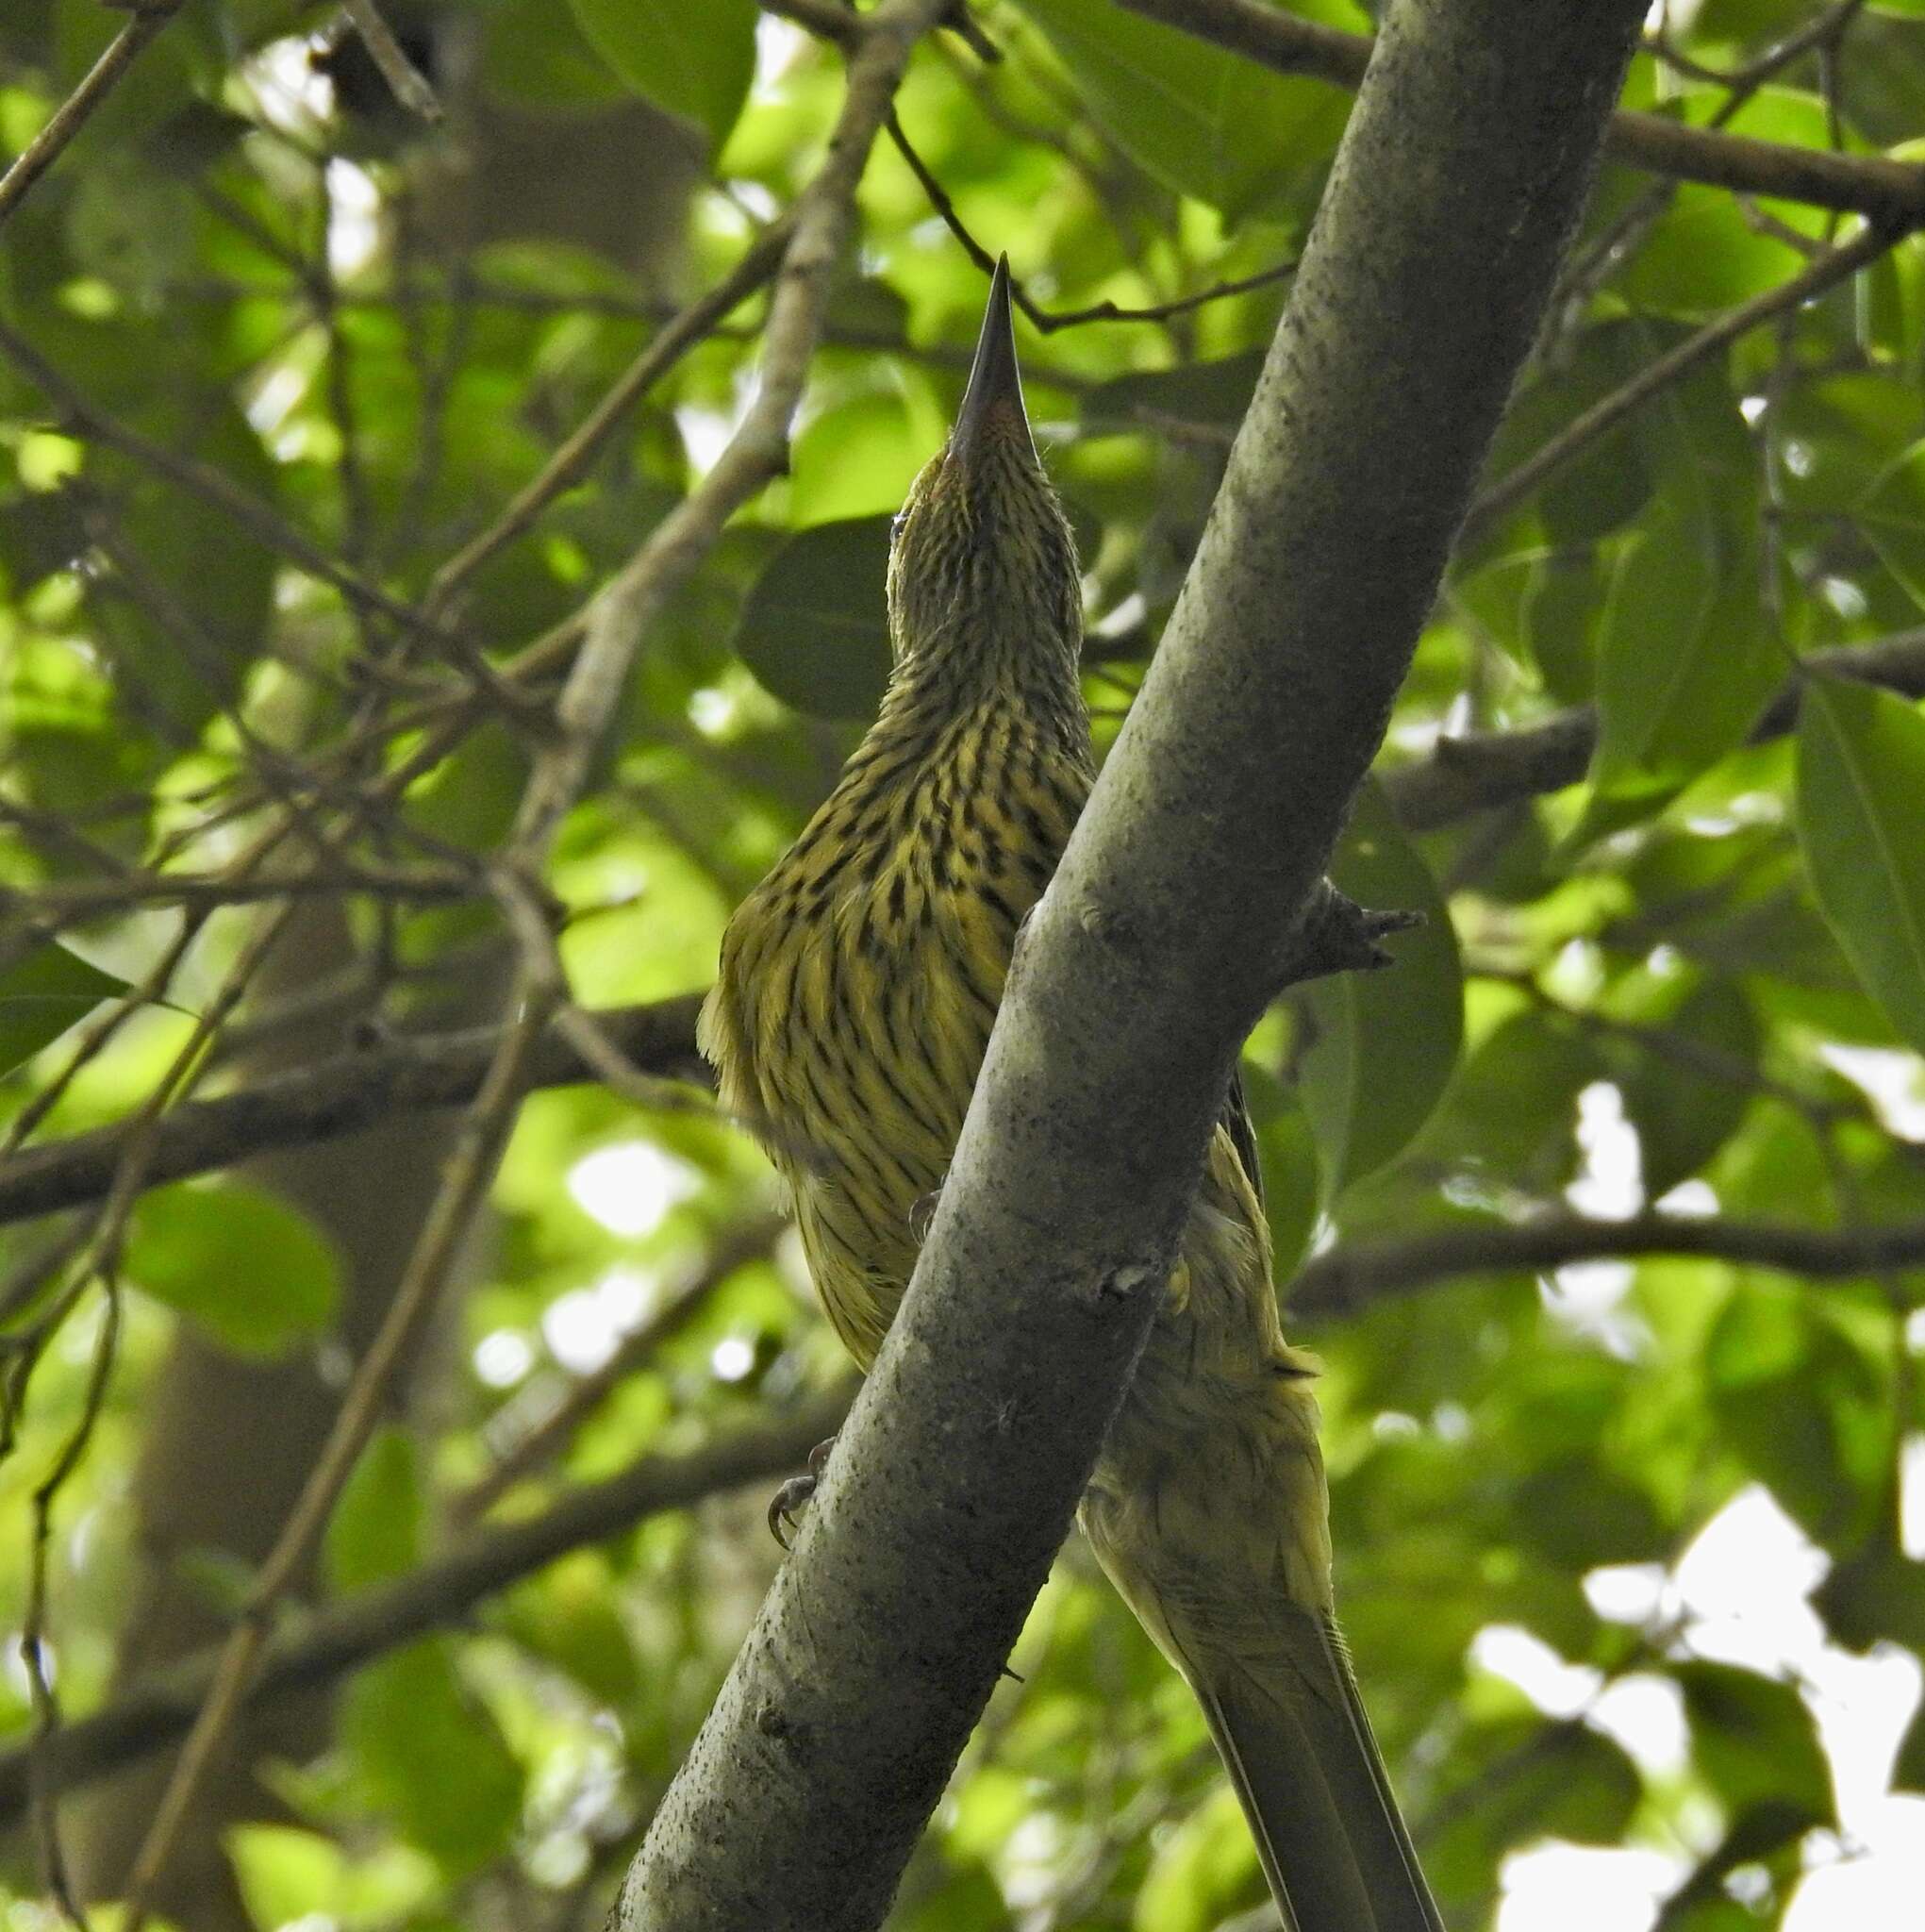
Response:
[[569, 0, 755, 155], [128, 1181, 340, 1357], [1426, 1718, 1641, 1905], [1898, 1695, 1925, 1793], [1081, 352, 1266, 436], [1588, 507, 1779, 809], [501, 1555, 641, 1707], [481, 0, 630, 109], [1134, 1785, 1262, 1932], [1676, 1661, 1834, 1821], [1705, 1292, 1883, 1546], [228, 1824, 439, 1932], [1016, 0, 1347, 217], [1491, 326, 1663, 542], [1295, 781, 1463, 1195], [894, 1863, 1014, 1932], [1524, 550, 1604, 706], [1609, 974, 1761, 1199], [1796, 679, 1925, 1054], [1622, 183, 1810, 317], [734, 514, 894, 720], [343, 1641, 523, 1874], [228, 1824, 346, 1931], [1513, 1455, 1668, 1568], [0, 942, 129, 1076], [1860, 435, 1925, 612], [791, 392, 934, 525], [326, 1427, 423, 1596]]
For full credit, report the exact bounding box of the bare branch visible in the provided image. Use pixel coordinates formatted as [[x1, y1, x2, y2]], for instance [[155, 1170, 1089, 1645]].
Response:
[[1384, 625, 1925, 831], [0, 4, 184, 230], [338, 0, 441, 123], [1290, 1209, 1925, 1317], [1115, 0, 1925, 225], [1464, 219, 1900, 542], [0, 1391, 854, 1828], [0, 996, 705, 1228]]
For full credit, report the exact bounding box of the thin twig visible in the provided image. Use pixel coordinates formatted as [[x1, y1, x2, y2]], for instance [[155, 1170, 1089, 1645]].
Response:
[[453, 1212, 790, 1521], [1114, 0, 1925, 225], [0, 315, 442, 643], [1465, 219, 1902, 541], [0, 4, 184, 229], [0, 1389, 854, 1825], [426, 218, 797, 613], [339, 0, 441, 122], [21, 1275, 121, 1923], [1290, 1208, 1925, 1316], [886, 109, 1298, 331]]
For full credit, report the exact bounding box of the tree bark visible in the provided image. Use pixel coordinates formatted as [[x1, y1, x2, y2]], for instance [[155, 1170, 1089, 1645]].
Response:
[[618, 1, 1649, 1927]]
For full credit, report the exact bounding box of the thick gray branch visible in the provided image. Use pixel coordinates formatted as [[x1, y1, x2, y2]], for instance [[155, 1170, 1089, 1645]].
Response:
[[619, 3, 1648, 1927]]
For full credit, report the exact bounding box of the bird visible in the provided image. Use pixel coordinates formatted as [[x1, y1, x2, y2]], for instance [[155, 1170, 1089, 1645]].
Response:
[[699, 258, 1444, 1932]]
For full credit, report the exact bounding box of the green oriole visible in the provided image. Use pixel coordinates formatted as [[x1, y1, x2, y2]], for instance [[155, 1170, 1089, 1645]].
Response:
[[700, 260, 1443, 1932]]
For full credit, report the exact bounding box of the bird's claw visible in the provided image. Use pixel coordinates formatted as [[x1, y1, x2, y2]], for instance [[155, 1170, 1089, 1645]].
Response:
[[767, 1435, 838, 1551]]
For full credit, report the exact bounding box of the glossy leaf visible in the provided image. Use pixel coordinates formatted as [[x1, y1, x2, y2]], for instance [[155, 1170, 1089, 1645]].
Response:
[[0, 942, 128, 1076], [342, 1641, 523, 1874], [1016, 0, 1346, 216], [734, 514, 895, 720], [327, 1427, 423, 1596], [127, 1181, 340, 1357], [1587, 506, 1779, 813], [569, 0, 755, 154], [1797, 679, 1925, 1055], [1296, 780, 1464, 1196]]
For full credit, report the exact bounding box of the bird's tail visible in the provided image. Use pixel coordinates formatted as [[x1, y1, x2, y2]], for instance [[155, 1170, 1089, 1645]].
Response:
[[1186, 1608, 1444, 1932]]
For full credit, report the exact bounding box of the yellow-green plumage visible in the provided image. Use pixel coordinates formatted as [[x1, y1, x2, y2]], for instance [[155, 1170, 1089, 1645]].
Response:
[[700, 263, 1442, 1932]]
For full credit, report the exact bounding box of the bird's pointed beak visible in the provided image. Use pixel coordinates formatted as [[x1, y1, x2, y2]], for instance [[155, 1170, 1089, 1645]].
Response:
[[951, 256, 1035, 469]]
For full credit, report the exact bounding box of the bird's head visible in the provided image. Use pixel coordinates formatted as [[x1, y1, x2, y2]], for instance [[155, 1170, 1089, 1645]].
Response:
[[885, 258, 1083, 690]]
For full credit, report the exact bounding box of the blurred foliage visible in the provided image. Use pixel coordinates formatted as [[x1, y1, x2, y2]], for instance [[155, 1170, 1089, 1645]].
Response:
[[1, 2, 1924, 1929]]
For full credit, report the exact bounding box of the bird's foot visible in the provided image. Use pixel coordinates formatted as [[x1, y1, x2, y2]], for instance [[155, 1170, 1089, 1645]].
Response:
[[768, 1435, 838, 1550]]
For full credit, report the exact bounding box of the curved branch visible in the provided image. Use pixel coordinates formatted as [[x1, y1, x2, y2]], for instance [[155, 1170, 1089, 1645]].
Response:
[[1289, 1210, 1925, 1316]]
